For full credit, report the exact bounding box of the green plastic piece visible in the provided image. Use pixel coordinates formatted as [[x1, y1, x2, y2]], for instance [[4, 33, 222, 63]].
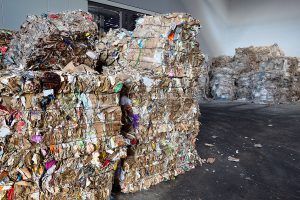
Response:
[[114, 83, 123, 93]]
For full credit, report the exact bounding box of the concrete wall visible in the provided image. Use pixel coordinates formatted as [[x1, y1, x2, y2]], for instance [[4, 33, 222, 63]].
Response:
[[0, 0, 88, 30], [226, 0, 300, 57]]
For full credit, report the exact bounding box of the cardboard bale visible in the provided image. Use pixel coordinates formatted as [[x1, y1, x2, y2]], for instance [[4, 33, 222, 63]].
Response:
[[0, 70, 126, 199], [209, 56, 237, 100], [118, 73, 200, 193], [4, 11, 98, 71], [208, 44, 300, 104], [104, 13, 204, 193]]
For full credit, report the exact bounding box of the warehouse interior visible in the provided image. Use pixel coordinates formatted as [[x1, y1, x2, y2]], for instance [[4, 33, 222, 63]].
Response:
[[0, 0, 299, 200]]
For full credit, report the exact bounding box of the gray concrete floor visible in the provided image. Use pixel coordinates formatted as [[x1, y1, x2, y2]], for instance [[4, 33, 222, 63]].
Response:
[[115, 102, 300, 200]]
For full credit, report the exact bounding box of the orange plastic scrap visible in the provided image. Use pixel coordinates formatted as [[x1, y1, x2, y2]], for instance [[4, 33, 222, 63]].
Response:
[[50, 145, 56, 154], [168, 32, 175, 42]]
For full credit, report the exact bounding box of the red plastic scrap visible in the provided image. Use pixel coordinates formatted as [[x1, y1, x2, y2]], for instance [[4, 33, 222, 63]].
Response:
[[49, 14, 61, 20], [85, 16, 94, 22], [0, 46, 8, 54], [130, 138, 138, 145], [102, 159, 110, 169], [7, 186, 14, 200]]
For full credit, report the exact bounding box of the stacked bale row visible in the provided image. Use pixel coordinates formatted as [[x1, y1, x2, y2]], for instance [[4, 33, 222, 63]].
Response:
[[209, 44, 300, 103]]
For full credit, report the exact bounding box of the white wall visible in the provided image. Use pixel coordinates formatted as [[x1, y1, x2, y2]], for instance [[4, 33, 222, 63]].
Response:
[[180, 0, 300, 57], [179, 0, 230, 56], [1, 0, 88, 30], [226, 0, 300, 57]]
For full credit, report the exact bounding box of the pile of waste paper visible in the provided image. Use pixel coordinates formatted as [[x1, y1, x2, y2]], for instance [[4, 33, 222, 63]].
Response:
[[0, 30, 14, 69], [108, 13, 204, 193], [96, 28, 131, 70], [4, 11, 98, 71], [0, 11, 127, 200], [0, 69, 128, 199], [209, 44, 300, 103], [0, 11, 204, 199], [209, 56, 236, 100]]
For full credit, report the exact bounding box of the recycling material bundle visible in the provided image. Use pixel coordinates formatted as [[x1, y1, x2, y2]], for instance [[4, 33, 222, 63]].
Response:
[[4, 11, 98, 71], [0, 11, 204, 199], [109, 13, 204, 193], [209, 56, 236, 100], [0, 11, 127, 200], [0, 69, 128, 199], [209, 44, 300, 103], [0, 30, 14, 69]]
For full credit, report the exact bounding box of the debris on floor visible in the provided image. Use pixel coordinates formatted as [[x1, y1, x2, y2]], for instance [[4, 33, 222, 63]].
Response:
[[228, 156, 240, 162], [206, 158, 216, 164], [254, 144, 263, 148], [204, 143, 215, 147]]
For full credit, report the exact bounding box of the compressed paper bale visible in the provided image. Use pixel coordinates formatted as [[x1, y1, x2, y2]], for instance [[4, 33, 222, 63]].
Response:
[[4, 10, 98, 71], [0, 70, 127, 199], [234, 44, 285, 74], [209, 56, 237, 100], [96, 14, 204, 78], [102, 13, 204, 193], [197, 57, 210, 100], [208, 44, 300, 104]]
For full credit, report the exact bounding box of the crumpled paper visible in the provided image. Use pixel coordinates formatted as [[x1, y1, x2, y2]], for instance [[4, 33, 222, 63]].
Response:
[[4, 10, 98, 72]]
